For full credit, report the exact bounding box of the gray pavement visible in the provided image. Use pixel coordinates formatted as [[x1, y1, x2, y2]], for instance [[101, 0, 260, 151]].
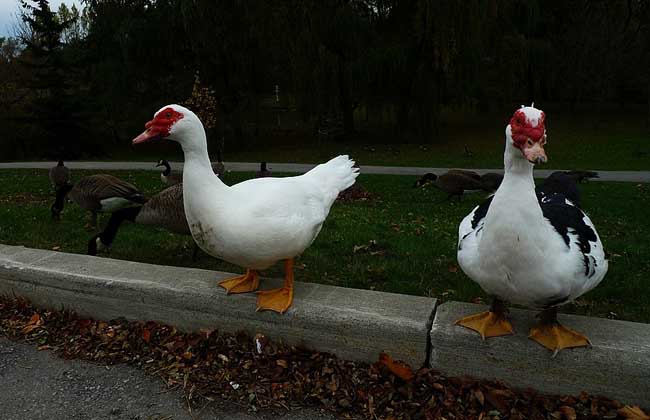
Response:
[[0, 161, 648, 182], [0, 338, 335, 420]]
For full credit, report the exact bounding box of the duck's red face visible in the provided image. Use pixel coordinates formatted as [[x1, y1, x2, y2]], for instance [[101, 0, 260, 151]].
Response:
[[509, 108, 547, 164], [133, 107, 184, 145]]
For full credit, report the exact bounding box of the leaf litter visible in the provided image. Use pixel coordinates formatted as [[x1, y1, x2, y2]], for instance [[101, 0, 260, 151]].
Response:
[[0, 296, 647, 419]]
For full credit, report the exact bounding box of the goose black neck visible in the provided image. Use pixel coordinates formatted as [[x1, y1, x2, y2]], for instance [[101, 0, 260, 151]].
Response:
[[52, 183, 73, 214], [98, 206, 142, 247], [161, 160, 171, 176]]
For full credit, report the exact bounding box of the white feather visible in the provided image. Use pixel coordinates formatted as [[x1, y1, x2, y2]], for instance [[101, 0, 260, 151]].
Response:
[[458, 108, 607, 309], [163, 105, 359, 270]]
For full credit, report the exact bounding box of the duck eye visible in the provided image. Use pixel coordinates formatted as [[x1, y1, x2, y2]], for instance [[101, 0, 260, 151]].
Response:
[[527, 139, 533, 146], [165, 112, 172, 118]]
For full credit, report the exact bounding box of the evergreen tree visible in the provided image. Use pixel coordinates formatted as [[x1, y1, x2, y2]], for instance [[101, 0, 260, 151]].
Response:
[[19, 0, 81, 158]]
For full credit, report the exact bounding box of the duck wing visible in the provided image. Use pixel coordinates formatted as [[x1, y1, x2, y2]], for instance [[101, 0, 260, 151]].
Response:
[[457, 195, 493, 276], [537, 191, 607, 294], [537, 172, 581, 207]]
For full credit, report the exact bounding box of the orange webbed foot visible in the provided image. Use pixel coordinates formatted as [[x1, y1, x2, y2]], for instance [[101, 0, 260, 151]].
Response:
[[218, 269, 260, 294]]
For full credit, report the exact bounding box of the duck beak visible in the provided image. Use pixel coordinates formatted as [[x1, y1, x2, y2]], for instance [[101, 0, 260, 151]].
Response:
[[133, 120, 163, 145], [523, 142, 547, 164], [133, 129, 160, 145]]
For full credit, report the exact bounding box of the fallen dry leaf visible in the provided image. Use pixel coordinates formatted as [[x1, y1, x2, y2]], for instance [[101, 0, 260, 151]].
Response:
[[559, 405, 577, 420], [21, 313, 42, 334], [473, 388, 485, 406], [619, 406, 650, 420], [377, 352, 414, 382], [0, 295, 637, 419], [276, 359, 288, 368]]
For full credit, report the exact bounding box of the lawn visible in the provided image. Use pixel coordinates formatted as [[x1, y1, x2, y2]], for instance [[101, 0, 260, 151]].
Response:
[[100, 111, 650, 171], [0, 168, 649, 323]]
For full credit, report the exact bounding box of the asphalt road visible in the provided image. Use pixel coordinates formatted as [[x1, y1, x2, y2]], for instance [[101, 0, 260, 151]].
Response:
[[0, 161, 648, 182], [0, 338, 334, 420]]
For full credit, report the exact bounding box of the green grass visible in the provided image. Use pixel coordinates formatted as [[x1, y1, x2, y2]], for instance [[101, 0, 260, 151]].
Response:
[[1, 168, 649, 323], [94, 112, 650, 171]]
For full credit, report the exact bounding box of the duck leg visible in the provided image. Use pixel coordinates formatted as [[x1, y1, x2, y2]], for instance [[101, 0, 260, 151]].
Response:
[[218, 269, 260, 294], [529, 307, 591, 356], [455, 298, 514, 339], [256, 258, 294, 314]]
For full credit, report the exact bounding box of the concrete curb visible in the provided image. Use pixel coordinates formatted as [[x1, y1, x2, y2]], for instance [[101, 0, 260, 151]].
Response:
[[430, 302, 650, 406], [0, 244, 434, 368], [0, 161, 648, 182], [1, 244, 649, 406]]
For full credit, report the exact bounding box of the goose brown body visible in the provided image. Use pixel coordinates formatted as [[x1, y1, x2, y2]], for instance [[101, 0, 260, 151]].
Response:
[[88, 183, 191, 255], [49, 160, 71, 189], [51, 174, 145, 227]]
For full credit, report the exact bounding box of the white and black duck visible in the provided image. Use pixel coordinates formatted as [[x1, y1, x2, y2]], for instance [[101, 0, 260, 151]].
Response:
[[456, 106, 607, 354]]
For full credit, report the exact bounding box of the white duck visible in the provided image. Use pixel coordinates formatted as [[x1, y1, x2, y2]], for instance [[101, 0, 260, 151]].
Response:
[[132, 105, 359, 313], [456, 106, 608, 354]]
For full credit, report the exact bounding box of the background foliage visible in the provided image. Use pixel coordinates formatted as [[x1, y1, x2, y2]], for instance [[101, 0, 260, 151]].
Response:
[[1, 0, 649, 160]]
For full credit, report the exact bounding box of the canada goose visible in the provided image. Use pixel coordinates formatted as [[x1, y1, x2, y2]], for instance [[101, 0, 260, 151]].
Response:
[[51, 174, 145, 229], [255, 162, 272, 178], [156, 159, 182, 186], [564, 170, 599, 183], [414, 171, 484, 201], [413, 172, 437, 188], [447, 169, 481, 181], [212, 151, 225, 178], [87, 183, 200, 259], [480, 172, 504, 192], [463, 145, 473, 158], [49, 160, 71, 190]]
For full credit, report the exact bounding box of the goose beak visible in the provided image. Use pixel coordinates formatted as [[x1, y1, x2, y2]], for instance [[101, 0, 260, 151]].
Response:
[[523, 142, 547, 164]]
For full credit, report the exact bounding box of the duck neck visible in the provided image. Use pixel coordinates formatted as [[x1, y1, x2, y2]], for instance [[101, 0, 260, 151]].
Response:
[[180, 124, 226, 188], [490, 138, 543, 230], [502, 139, 535, 190]]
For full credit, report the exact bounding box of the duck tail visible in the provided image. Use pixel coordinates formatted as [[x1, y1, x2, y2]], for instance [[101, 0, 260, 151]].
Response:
[[307, 154, 359, 196]]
